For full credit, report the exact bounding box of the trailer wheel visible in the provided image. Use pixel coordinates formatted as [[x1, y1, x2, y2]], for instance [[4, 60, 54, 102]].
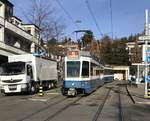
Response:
[[48, 83, 51, 89], [51, 83, 54, 88]]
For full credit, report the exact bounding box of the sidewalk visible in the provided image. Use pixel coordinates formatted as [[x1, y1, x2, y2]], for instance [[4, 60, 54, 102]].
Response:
[[127, 83, 150, 104]]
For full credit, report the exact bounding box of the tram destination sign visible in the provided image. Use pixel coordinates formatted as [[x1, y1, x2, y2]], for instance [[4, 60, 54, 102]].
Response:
[[67, 50, 80, 59]]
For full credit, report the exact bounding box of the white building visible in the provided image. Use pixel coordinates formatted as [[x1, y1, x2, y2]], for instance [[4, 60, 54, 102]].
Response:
[[0, 0, 44, 65]]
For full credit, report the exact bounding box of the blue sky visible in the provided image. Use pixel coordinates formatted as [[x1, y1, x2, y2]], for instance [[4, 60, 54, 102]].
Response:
[[11, 0, 150, 40]]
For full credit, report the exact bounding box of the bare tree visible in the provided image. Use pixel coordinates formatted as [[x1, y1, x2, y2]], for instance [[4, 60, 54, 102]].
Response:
[[131, 40, 142, 63], [25, 0, 65, 42]]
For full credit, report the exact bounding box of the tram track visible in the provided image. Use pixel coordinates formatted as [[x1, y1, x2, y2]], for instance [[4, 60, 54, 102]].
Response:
[[43, 96, 83, 121], [118, 86, 124, 121], [16, 95, 68, 121], [16, 94, 83, 121], [92, 82, 134, 121], [92, 88, 112, 121]]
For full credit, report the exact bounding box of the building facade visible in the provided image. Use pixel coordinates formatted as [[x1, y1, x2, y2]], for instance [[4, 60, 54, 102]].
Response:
[[126, 38, 150, 83], [0, 0, 43, 65]]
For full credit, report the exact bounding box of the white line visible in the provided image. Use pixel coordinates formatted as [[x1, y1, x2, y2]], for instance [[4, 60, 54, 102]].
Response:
[[137, 101, 150, 104], [46, 92, 61, 95], [28, 97, 51, 102]]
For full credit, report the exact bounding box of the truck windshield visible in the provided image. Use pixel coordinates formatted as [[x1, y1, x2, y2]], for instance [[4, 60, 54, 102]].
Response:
[[0, 62, 25, 75], [67, 61, 80, 78]]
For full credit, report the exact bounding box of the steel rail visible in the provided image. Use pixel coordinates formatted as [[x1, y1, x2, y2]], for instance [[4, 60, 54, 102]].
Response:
[[92, 88, 111, 121], [43, 96, 83, 121], [16, 95, 67, 121], [118, 87, 124, 121]]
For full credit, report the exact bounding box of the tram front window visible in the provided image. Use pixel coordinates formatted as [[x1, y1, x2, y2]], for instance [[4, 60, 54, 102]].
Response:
[[67, 61, 80, 77]]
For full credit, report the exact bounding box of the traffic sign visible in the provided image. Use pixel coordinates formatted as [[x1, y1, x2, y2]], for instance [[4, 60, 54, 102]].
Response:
[[146, 50, 150, 62], [139, 35, 150, 40], [145, 76, 150, 83]]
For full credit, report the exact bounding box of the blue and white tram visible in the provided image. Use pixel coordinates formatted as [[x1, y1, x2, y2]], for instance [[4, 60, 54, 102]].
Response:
[[102, 66, 114, 83], [61, 50, 104, 96]]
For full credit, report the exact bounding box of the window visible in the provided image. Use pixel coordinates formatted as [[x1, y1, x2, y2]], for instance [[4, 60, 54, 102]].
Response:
[[1, 62, 25, 75], [27, 29, 31, 34], [27, 65, 33, 78], [67, 61, 80, 78], [82, 61, 89, 78], [90, 63, 99, 76]]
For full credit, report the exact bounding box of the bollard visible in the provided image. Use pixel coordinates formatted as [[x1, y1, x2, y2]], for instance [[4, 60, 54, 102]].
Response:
[[147, 88, 150, 98], [38, 85, 44, 96]]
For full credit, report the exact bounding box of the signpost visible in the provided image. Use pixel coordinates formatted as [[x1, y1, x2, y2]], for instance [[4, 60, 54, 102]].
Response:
[[139, 35, 150, 41], [146, 50, 150, 62], [138, 9, 150, 98]]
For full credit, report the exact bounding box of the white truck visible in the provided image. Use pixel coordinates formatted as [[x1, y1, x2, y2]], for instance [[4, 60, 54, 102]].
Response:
[[0, 54, 58, 94]]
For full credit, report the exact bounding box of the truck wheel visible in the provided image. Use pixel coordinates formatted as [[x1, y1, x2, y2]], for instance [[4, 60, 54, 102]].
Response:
[[4, 93, 11, 96], [30, 84, 36, 95]]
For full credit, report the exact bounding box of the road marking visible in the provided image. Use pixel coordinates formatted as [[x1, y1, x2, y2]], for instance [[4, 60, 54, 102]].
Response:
[[28, 97, 51, 102], [137, 101, 150, 104], [46, 92, 61, 95]]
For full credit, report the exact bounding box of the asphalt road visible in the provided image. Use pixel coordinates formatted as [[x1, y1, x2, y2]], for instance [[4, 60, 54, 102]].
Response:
[[0, 81, 150, 121]]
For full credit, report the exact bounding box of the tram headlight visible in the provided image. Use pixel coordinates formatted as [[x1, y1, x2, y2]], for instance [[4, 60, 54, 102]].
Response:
[[81, 82, 85, 87], [81, 83, 85, 87], [81, 81, 89, 87], [72, 83, 75, 86]]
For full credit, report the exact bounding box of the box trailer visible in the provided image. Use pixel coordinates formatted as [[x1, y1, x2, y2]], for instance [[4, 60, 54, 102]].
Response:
[[0, 54, 58, 94]]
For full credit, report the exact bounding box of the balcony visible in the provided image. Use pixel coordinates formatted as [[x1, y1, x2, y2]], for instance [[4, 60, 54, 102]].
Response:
[[0, 41, 28, 55], [5, 21, 32, 41], [0, 16, 4, 26]]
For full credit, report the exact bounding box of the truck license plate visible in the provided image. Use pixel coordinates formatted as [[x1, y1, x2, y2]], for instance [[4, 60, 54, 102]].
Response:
[[9, 85, 17, 89]]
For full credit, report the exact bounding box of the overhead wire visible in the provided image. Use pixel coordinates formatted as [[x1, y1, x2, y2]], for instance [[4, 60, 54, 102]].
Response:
[[109, 0, 114, 39], [55, 0, 79, 29], [85, 0, 103, 37]]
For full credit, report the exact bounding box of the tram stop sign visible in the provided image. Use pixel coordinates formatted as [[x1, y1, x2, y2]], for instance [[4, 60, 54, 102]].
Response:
[[146, 50, 150, 63]]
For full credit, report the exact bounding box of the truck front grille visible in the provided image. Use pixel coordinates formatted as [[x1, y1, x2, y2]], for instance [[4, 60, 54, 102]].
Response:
[[2, 79, 22, 83]]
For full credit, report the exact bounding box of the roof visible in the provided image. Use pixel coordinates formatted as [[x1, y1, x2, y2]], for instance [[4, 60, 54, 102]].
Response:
[[12, 16, 22, 22], [22, 24, 40, 30], [0, 0, 14, 7]]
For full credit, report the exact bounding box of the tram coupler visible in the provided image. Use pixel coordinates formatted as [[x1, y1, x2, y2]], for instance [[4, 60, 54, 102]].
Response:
[[68, 88, 77, 96]]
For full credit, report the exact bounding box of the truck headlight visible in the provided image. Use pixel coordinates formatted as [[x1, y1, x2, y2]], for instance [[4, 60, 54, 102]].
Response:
[[21, 84, 27, 88]]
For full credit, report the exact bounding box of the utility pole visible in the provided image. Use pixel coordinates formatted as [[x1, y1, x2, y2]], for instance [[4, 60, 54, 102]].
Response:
[[144, 9, 149, 97], [138, 9, 150, 98]]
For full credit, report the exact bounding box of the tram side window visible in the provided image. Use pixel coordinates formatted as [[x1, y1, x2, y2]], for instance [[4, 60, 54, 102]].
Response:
[[82, 61, 89, 78], [91, 63, 97, 76]]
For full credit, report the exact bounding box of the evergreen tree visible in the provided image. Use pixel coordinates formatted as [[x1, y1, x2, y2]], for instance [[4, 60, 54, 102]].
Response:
[[100, 35, 130, 65], [100, 35, 112, 64], [111, 40, 130, 65], [47, 38, 57, 55], [81, 30, 94, 49]]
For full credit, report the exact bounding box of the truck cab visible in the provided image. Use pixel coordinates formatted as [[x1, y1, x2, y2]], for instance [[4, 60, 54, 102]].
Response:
[[0, 61, 34, 94]]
